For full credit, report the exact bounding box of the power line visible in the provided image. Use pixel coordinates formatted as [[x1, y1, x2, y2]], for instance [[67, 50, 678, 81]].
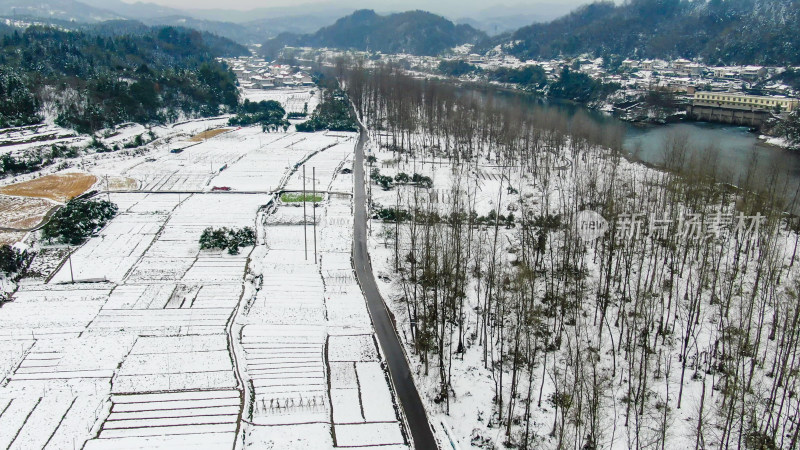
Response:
[[303, 165, 308, 260], [313, 166, 317, 263]]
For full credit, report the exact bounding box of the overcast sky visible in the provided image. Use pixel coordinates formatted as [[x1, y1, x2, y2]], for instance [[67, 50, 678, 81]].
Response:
[[120, 0, 589, 17]]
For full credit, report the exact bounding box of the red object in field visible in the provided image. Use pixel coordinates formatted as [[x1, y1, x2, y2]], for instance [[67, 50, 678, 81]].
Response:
[[212, 186, 231, 191]]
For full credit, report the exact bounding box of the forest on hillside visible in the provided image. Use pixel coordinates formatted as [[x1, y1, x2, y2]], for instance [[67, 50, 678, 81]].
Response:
[[438, 61, 622, 104], [0, 26, 243, 132], [486, 0, 800, 65], [262, 9, 486, 58]]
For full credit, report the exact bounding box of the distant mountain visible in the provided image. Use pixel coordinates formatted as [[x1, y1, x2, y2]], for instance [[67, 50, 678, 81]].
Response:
[[0, 0, 345, 44], [457, 15, 552, 35], [80, 20, 248, 56], [80, 18, 149, 35], [456, 3, 575, 35], [0, 14, 249, 56], [486, 0, 800, 65], [242, 13, 351, 37], [76, 0, 184, 20], [0, 0, 119, 22], [141, 16, 263, 44], [262, 9, 487, 57], [184, 4, 353, 25], [195, 29, 250, 57]]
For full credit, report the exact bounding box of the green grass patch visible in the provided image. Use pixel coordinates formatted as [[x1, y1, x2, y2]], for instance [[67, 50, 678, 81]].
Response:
[[281, 193, 323, 203]]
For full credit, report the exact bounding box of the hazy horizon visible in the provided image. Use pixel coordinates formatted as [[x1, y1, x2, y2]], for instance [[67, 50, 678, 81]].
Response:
[[117, 0, 587, 18]]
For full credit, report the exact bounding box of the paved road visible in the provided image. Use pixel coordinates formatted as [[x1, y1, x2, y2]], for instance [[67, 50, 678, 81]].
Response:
[[352, 128, 439, 450]]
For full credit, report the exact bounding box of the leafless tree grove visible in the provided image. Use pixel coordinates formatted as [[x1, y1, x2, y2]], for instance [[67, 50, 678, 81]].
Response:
[[343, 62, 800, 449]]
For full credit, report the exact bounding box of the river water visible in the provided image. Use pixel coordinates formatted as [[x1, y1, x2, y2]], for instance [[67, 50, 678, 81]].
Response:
[[482, 86, 800, 191], [624, 122, 800, 185]]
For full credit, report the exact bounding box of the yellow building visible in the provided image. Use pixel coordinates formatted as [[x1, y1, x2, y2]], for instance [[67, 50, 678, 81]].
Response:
[[693, 91, 798, 112]]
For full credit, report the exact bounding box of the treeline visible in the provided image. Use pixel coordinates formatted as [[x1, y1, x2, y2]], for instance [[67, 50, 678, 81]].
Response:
[[0, 144, 78, 178], [0, 244, 31, 276], [42, 198, 118, 245], [369, 168, 433, 190], [779, 110, 800, 149], [296, 88, 358, 132], [0, 26, 243, 133], [228, 99, 290, 132], [347, 63, 624, 164], [0, 132, 157, 179], [343, 64, 800, 448], [438, 61, 618, 103], [439, 60, 547, 90], [548, 67, 620, 103]]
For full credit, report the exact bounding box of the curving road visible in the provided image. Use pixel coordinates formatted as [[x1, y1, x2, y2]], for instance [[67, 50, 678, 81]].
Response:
[[352, 128, 439, 450]]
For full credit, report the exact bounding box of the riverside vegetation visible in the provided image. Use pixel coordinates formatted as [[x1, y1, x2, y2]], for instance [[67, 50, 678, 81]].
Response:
[[344, 63, 800, 449]]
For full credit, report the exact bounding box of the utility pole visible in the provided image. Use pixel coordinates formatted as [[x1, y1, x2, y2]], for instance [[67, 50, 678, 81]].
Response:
[[68, 253, 75, 284], [313, 166, 317, 263], [104, 175, 110, 202], [303, 165, 308, 260]]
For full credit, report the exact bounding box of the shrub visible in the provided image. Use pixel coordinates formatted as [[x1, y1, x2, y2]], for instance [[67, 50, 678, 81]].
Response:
[[377, 175, 393, 190], [199, 226, 256, 254], [42, 199, 117, 245], [228, 99, 289, 132], [411, 173, 433, 188], [296, 89, 358, 132], [377, 208, 410, 222], [0, 244, 30, 274]]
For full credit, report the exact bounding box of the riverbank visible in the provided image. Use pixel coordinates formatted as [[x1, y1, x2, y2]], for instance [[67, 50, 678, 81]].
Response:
[[459, 81, 800, 185]]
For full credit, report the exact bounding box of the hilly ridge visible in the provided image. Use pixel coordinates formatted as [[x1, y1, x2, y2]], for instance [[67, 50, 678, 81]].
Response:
[[485, 0, 800, 65], [1, 0, 798, 65], [262, 9, 486, 57], [0, 0, 345, 44], [0, 0, 120, 22], [0, 25, 244, 132]]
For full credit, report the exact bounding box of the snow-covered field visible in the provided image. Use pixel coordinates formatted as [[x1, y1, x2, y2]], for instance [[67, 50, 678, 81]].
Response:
[[0, 117, 406, 448], [235, 141, 409, 448], [239, 88, 320, 115]]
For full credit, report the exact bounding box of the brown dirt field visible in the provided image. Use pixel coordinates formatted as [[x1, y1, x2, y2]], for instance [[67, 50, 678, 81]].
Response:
[[0, 173, 97, 202], [188, 128, 232, 142], [107, 177, 138, 191], [0, 231, 26, 245], [0, 195, 55, 229]]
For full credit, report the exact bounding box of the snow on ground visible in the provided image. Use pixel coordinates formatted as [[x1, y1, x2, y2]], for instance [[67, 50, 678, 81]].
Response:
[[363, 124, 800, 449], [236, 137, 409, 448], [87, 389, 241, 450], [761, 134, 792, 148], [0, 122, 406, 449], [283, 140, 356, 193], [240, 88, 320, 114], [0, 195, 58, 230], [364, 138, 602, 448], [0, 123, 79, 156]]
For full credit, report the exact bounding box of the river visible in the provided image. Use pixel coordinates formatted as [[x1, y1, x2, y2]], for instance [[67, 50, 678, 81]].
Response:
[[481, 86, 800, 192], [624, 122, 800, 185]]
